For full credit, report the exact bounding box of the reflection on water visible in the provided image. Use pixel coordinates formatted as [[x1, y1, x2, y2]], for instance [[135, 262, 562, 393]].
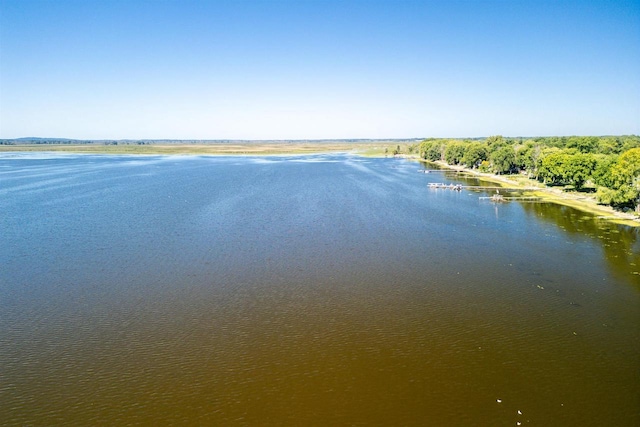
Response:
[[520, 202, 640, 285], [0, 154, 638, 425]]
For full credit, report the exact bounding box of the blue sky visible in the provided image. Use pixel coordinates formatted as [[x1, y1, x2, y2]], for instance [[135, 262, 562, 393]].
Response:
[[1, 0, 639, 139]]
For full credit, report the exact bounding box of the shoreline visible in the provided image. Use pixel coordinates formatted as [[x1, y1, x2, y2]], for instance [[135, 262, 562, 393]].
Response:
[[417, 158, 640, 227]]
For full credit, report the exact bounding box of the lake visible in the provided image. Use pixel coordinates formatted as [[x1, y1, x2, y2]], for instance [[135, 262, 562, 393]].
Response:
[[1, 152, 638, 425]]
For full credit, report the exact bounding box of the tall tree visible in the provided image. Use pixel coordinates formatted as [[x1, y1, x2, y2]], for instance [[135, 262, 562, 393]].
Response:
[[490, 145, 516, 174], [539, 151, 569, 185], [444, 142, 466, 165], [462, 142, 487, 168], [562, 153, 596, 190], [596, 148, 640, 212]]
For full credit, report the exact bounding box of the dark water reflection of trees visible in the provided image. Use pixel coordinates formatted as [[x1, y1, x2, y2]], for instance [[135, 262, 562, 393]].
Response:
[[421, 166, 639, 286], [520, 202, 640, 287]]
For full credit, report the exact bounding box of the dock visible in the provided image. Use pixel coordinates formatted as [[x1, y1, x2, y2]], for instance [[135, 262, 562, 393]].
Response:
[[479, 196, 542, 202], [427, 182, 543, 202], [421, 170, 475, 176], [428, 183, 463, 191], [428, 183, 538, 191]]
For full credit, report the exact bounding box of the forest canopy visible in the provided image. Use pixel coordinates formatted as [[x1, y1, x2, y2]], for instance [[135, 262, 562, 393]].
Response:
[[417, 135, 640, 213]]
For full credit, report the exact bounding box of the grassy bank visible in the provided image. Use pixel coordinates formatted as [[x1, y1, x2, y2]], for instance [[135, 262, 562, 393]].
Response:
[[0, 143, 362, 155], [421, 159, 640, 227], [0, 143, 406, 156]]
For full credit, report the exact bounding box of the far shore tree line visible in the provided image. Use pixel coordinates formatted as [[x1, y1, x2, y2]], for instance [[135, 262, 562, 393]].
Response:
[[408, 135, 640, 213]]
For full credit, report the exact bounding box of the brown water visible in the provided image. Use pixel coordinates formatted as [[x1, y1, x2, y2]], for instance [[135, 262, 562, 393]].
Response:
[[1, 153, 638, 425]]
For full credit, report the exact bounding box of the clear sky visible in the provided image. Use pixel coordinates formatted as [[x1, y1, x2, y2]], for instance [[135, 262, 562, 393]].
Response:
[[1, 0, 639, 140]]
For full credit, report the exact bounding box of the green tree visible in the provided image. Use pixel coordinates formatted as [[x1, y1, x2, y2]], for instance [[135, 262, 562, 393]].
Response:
[[596, 148, 640, 212], [485, 135, 504, 147], [562, 153, 596, 190], [490, 145, 516, 174], [536, 136, 568, 149], [419, 140, 446, 161], [567, 136, 598, 153], [462, 142, 487, 168], [539, 151, 569, 185], [516, 141, 543, 177], [620, 135, 640, 152], [444, 142, 466, 165], [592, 155, 618, 187], [596, 137, 618, 155], [419, 140, 433, 159]]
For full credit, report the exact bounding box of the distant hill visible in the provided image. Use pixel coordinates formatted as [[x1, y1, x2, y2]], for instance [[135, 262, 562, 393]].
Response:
[[0, 138, 425, 146], [3, 137, 82, 145], [14, 137, 78, 141]]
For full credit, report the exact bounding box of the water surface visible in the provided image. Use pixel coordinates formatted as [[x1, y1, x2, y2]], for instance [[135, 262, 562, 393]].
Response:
[[1, 153, 638, 425]]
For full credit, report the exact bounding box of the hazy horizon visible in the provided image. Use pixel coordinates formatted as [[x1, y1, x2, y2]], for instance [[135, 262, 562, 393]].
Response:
[[3, 133, 639, 143]]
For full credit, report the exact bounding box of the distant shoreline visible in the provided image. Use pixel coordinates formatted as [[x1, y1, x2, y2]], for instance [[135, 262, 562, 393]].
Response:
[[0, 142, 395, 156]]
